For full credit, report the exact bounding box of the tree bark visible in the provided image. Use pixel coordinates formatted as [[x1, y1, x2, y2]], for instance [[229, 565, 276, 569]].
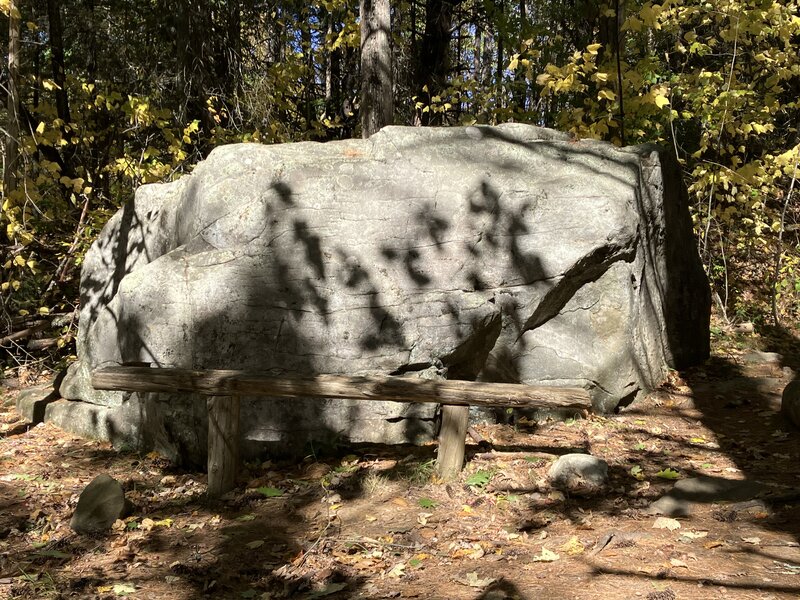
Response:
[[360, 0, 393, 137], [4, 0, 21, 208], [46, 0, 70, 124], [416, 0, 456, 125]]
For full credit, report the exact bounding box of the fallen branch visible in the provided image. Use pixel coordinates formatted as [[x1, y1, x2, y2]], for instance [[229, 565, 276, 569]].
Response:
[[0, 322, 49, 346], [472, 451, 559, 461]]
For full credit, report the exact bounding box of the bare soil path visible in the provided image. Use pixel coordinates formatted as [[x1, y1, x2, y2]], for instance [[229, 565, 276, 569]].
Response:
[[1, 328, 799, 599]]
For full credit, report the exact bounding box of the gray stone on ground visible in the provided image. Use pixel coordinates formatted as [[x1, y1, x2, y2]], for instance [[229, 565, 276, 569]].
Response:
[[742, 351, 783, 365], [647, 476, 766, 517], [782, 380, 800, 428], [70, 474, 132, 534], [15, 381, 59, 423], [58, 124, 710, 464], [548, 453, 608, 494]]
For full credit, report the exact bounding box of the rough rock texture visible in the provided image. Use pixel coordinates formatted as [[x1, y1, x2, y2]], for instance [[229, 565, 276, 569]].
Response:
[[647, 476, 767, 517], [548, 453, 609, 495], [70, 474, 132, 534], [60, 124, 710, 465], [782, 380, 800, 428]]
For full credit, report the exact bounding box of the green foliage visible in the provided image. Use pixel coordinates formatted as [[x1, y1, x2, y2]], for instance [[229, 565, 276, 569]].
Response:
[[528, 0, 800, 322], [417, 497, 438, 509], [656, 468, 681, 480], [256, 486, 284, 497], [465, 469, 494, 489]]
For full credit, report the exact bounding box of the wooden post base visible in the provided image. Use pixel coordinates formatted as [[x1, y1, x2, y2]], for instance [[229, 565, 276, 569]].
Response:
[[436, 404, 469, 479], [207, 395, 240, 499]]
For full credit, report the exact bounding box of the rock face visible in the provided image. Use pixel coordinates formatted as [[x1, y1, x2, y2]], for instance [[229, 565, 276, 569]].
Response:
[[59, 124, 710, 465], [782, 380, 800, 428]]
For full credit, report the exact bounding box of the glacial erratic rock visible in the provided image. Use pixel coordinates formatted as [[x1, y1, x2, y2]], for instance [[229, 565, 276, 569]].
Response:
[[59, 124, 710, 464]]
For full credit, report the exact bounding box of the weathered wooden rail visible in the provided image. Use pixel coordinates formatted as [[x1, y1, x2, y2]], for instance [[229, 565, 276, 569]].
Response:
[[92, 366, 592, 498]]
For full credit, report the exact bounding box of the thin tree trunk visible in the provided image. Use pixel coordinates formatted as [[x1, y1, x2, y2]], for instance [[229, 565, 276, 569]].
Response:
[[4, 0, 21, 210], [360, 0, 393, 137], [417, 0, 455, 125], [47, 0, 70, 124]]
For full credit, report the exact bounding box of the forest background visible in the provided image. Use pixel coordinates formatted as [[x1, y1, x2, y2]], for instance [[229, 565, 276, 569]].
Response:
[[1, 0, 799, 372]]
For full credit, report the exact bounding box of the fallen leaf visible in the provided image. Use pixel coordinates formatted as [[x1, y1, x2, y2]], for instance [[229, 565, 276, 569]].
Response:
[[417, 512, 433, 526], [532, 547, 560, 562], [704, 540, 725, 549], [418, 497, 438, 509], [653, 517, 681, 531], [390, 497, 409, 507], [112, 583, 136, 596], [387, 562, 406, 578], [454, 571, 497, 588], [680, 530, 708, 540], [153, 518, 173, 528], [560, 536, 585, 555], [141, 518, 155, 531], [256, 486, 283, 498], [656, 468, 681, 480], [246, 540, 264, 549], [670, 558, 689, 568]]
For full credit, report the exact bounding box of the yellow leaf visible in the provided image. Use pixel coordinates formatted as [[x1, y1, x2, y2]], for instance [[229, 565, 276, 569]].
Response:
[[560, 536, 585, 555], [38, 307, 50, 315], [532, 547, 560, 562], [13, 255, 25, 266], [598, 89, 616, 101], [35, 121, 45, 135], [586, 43, 602, 54], [654, 94, 670, 109], [536, 73, 551, 86], [42, 79, 61, 91]]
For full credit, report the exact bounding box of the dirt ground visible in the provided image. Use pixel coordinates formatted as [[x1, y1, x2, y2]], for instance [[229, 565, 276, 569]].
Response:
[[1, 328, 799, 600]]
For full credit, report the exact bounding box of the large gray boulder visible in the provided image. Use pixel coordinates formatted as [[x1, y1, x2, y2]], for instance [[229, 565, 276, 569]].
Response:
[[60, 124, 710, 465]]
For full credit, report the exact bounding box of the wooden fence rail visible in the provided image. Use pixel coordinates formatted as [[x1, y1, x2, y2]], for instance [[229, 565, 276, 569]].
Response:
[[92, 366, 592, 498]]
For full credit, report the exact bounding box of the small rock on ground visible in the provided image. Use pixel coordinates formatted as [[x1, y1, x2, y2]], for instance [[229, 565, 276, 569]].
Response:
[[782, 380, 800, 428], [70, 474, 132, 534], [548, 453, 608, 494]]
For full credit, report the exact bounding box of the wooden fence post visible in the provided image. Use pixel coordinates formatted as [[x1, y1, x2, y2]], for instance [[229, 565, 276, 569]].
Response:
[[436, 404, 470, 479], [207, 395, 240, 499]]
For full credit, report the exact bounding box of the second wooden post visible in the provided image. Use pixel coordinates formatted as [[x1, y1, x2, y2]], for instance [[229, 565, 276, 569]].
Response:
[[436, 404, 470, 479], [207, 395, 240, 499]]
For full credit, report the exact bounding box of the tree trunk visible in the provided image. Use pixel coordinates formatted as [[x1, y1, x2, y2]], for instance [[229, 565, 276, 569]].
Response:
[[417, 0, 455, 125], [46, 0, 70, 124], [4, 0, 21, 207], [360, 0, 393, 138]]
